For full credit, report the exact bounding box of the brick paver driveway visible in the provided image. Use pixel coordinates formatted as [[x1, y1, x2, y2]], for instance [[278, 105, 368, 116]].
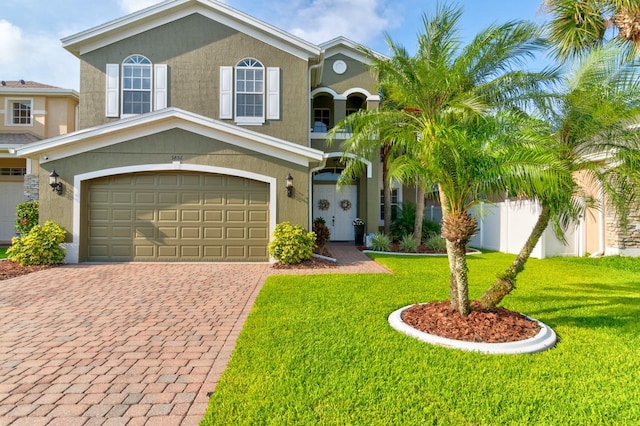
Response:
[[0, 263, 269, 425]]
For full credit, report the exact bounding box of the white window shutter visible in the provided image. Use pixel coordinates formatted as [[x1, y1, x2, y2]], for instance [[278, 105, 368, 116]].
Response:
[[220, 66, 233, 119], [105, 64, 119, 117], [154, 64, 168, 110], [266, 67, 280, 120]]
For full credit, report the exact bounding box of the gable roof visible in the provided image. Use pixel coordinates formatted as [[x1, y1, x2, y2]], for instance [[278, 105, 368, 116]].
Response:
[[0, 81, 79, 99], [62, 0, 322, 61], [11, 107, 325, 167], [319, 36, 387, 64]]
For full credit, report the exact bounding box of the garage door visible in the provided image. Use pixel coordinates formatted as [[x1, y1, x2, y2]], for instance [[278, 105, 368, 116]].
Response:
[[86, 172, 269, 262], [0, 181, 24, 243]]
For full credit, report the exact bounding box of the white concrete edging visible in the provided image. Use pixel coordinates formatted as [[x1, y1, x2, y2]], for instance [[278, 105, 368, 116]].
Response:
[[363, 248, 482, 256], [389, 304, 557, 355]]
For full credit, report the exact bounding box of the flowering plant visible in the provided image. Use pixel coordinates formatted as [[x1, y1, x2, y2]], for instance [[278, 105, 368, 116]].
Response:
[[352, 218, 365, 226]]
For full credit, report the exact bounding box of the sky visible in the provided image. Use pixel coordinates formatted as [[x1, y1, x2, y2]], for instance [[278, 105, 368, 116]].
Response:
[[1, 0, 548, 91]]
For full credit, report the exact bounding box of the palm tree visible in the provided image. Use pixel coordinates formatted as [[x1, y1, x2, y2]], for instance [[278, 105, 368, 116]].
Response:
[[478, 44, 640, 309], [333, 4, 559, 315], [544, 0, 640, 61]]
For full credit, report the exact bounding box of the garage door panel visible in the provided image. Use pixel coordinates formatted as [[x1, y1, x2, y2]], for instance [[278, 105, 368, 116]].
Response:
[[226, 211, 246, 222], [226, 228, 245, 239], [87, 172, 269, 262], [134, 192, 155, 204], [159, 227, 178, 238], [158, 210, 177, 221], [203, 194, 224, 205], [158, 192, 179, 204], [134, 210, 154, 221], [204, 227, 222, 238], [181, 210, 200, 221], [113, 210, 133, 221]]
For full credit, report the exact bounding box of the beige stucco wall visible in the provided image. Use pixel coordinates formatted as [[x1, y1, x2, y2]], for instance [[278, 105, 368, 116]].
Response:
[[36, 128, 310, 246], [79, 13, 309, 145], [0, 94, 77, 138]]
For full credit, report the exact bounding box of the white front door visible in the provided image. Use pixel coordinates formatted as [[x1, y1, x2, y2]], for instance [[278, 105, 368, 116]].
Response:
[[313, 184, 358, 241]]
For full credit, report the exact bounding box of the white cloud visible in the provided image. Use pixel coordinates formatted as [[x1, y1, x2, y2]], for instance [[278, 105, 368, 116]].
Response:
[[283, 0, 396, 46], [117, 0, 165, 14], [0, 19, 79, 90]]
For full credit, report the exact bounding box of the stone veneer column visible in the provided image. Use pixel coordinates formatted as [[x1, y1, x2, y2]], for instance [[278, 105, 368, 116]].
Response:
[[23, 174, 39, 202], [605, 204, 640, 252]]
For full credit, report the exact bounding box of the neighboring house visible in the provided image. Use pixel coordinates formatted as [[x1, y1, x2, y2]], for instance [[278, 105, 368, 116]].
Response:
[[0, 80, 78, 244], [11, 0, 391, 263]]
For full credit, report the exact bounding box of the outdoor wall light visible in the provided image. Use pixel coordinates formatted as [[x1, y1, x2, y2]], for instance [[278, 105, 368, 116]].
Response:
[[286, 173, 294, 197], [49, 170, 63, 195]]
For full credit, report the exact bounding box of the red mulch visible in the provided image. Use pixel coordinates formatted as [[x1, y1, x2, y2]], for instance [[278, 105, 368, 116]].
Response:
[[0, 260, 57, 281], [402, 301, 541, 343]]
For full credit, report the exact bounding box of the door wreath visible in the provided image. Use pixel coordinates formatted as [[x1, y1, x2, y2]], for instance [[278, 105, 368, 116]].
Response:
[[340, 199, 352, 211], [318, 199, 330, 211]]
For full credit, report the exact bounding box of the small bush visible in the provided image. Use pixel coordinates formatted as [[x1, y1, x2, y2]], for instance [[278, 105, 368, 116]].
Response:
[[312, 217, 331, 254], [15, 201, 39, 236], [426, 235, 447, 253], [390, 201, 441, 242], [399, 233, 418, 252], [7, 220, 66, 266], [370, 233, 392, 252], [268, 222, 316, 265]]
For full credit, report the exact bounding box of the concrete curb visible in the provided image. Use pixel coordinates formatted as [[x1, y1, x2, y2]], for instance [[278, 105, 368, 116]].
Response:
[[389, 304, 557, 355]]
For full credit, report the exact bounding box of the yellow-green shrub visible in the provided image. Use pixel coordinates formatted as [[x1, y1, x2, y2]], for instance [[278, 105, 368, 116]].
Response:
[[268, 222, 316, 265], [7, 221, 66, 266]]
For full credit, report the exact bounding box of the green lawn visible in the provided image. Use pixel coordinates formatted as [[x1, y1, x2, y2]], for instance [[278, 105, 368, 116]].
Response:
[[0, 247, 7, 259], [202, 253, 640, 425]]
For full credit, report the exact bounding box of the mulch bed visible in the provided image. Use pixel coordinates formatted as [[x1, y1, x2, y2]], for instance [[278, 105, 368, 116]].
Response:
[[0, 259, 57, 281], [402, 301, 541, 343]]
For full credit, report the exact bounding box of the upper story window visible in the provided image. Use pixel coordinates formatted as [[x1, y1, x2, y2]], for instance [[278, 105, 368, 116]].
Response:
[[6, 99, 32, 126], [313, 109, 330, 132], [219, 60, 280, 124], [122, 55, 152, 115], [105, 55, 167, 118], [235, 58, 264, 123]]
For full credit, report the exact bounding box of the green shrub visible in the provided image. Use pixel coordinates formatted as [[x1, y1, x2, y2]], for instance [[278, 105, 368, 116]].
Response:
[[399, 233, 418, 252], [7, 220, 66, 266], [426, 235, 447, 253], [15, 201, 39, 236], [390, 201, 440, 242], [312, 217, 331, 254], [268, 222, 316, 265], [370, 232, 392, 252]]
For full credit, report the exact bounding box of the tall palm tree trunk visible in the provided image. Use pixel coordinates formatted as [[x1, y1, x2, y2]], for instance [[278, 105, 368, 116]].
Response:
[[414, 185, 426, 244], [477, 204, 552, 310], [382, 144, 392, 235]]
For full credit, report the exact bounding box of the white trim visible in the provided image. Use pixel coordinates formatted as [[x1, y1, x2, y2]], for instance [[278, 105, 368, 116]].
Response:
[[319, 36, 387, 62], [343, 87, 380, 102], [310, 87, 345, 101], [62, 0, 321, 60], [323, 152, 372, 178], [69, 163, 277, 263], [14, 108, 324, 167], [0, 88, 79, 99]]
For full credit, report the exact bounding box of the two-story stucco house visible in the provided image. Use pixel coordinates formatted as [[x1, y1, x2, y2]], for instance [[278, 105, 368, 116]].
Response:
[[0, 80, 79, 244], [11, 0, 399, 263]]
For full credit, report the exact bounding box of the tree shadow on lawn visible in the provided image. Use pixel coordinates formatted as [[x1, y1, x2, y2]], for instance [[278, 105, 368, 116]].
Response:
[[519, 281, 640, 332]]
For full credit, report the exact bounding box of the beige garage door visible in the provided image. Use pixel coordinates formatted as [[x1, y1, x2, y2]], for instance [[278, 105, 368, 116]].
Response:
[[86, 172, 269, 262]]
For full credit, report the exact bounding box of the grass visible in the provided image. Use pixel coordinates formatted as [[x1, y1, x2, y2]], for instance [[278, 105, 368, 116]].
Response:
[[202, 253, 640, 425], [0, 247, 7, 259]]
